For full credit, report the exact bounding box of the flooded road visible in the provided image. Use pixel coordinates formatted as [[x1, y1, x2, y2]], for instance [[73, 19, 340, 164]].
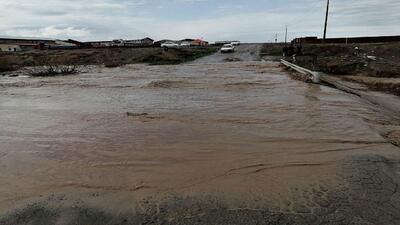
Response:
[[1, 46, 400, 224]]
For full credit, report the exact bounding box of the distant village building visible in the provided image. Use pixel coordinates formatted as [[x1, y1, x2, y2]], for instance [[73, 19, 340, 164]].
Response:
[[0, 44, 22, 52], [0, 37, 80, 51], [87, 41, 113, 48], [64, 39, 90, 48], [123, 37, 154, 47], [214, 41, 233, 46], [112, 39, 125, 47], [87, 37, 154, 48], [191, 39, 208, 46], [178, 39, 208, 46], [52, 40, 77, 49], [180, 39, 194, 46], [0, 37, 57, 51], [154, 39, 208, 47]]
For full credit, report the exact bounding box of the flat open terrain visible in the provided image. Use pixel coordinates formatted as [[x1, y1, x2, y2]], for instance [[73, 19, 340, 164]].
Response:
[[1, 45, 400, 225]]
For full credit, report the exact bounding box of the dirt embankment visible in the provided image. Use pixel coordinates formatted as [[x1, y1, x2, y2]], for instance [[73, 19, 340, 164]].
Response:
[[294, 43, 400, 77], [260, 43, 286, 57], [261, 43, 400, 95], [0, 47, 217, 72]]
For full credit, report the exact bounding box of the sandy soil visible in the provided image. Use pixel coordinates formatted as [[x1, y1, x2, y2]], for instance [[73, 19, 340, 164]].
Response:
[[1, 45, 400, 224]]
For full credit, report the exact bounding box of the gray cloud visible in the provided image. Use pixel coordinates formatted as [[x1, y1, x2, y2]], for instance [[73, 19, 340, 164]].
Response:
[[0, 0, 399, 42]]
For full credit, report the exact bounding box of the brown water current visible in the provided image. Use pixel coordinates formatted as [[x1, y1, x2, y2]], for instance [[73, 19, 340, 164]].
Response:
[[1, 51, 400, 224]]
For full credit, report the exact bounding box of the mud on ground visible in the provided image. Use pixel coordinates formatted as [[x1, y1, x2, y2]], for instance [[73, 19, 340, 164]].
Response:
[[1, 45, 400, 224], [2, 154, 400, 225]]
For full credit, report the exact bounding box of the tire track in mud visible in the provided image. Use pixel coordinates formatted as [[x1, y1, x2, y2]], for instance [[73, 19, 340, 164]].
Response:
[[173, 160, 335, 191], [0, 139, 399, 220], [4, 155, 399, 225], [295, 144, 383, 155], [55, 182, 151, 192], [144, 155, 400, 225]]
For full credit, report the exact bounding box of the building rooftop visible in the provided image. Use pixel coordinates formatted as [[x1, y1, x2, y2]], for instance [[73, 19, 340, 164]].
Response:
[[0, 36, 55, 41]]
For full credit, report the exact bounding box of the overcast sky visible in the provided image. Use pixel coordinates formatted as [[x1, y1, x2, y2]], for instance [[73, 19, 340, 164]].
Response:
[[0, 0, 399, 42]]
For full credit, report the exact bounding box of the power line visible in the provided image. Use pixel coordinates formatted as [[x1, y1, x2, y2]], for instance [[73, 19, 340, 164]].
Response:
[[278, 0, 327, 41], [283, 1, 326, 28]]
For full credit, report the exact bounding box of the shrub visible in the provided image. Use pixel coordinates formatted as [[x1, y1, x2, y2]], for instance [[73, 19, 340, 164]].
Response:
[[29, 65, 80, 77], [28, 54, 82, 77], [102, 49, 125, 68], [0, 59, 15, 72]]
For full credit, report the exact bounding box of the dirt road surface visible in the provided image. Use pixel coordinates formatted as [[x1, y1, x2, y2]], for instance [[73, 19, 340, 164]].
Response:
[[1, 44, 400, 224], [192, 44, 262, 63]]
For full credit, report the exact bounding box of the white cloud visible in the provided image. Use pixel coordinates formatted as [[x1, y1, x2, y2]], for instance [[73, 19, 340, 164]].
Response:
[[0, 0, 399, 42], [5, 26, 91, 39]]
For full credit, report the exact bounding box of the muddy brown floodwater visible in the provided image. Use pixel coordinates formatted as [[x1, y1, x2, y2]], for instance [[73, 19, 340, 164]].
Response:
[[1, 46, 400, 225]]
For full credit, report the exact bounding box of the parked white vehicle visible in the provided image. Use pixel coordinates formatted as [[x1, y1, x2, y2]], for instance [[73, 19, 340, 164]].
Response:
[[161, 42, 179, 48], [180, 42, 191, 47], [220, 44, 235, 53], [231, 41, 241, 46]]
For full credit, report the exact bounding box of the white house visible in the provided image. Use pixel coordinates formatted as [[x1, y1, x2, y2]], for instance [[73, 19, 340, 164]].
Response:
[[0, 37, 57, 50], [55, 40, 77, 47], [0, 44, 22, 52]]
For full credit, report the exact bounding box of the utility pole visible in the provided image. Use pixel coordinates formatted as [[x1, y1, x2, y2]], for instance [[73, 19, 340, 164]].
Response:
[[285, 25, 288, 46], [275, 34, 278, 43], [323, 0, 330, 42]]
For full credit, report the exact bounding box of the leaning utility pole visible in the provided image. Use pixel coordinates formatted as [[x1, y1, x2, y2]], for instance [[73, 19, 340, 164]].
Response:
[[323, 0, 330, 42]]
